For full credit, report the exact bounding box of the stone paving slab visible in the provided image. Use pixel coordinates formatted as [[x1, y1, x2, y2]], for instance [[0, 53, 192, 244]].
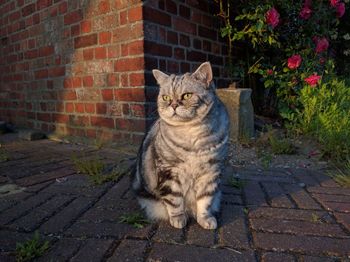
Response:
[[0, 133, 349, 261]]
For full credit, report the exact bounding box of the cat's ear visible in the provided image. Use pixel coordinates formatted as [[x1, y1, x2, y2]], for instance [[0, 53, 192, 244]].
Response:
[[191, 62, 213, 87], [152, 69, 169, 86]]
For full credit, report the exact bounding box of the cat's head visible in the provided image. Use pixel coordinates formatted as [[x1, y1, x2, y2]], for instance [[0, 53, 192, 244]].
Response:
[[152, 62, 216, 126]]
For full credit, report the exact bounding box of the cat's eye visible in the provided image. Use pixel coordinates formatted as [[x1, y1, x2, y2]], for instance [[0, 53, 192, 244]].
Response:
[[182, 93, 192, 100], [162, 95, 171, 101]]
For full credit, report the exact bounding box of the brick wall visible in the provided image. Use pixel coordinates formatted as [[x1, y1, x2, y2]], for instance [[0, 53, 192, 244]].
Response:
[[0, 0, 229, 145]]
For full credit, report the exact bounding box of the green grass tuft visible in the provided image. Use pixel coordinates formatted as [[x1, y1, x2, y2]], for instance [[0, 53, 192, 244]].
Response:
[[268, 135, 295, 155], [71, 155, 123, 185], [119, 212, 150, 228], [0, 145, 9, 162], [328, 159, 350, 188], [15, 231, 49, 262], [228, 177, 246, 189]]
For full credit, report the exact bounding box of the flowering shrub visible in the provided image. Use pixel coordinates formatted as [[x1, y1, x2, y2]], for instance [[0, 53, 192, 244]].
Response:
[[216, 0, 348, 115], [216, 0, 349, 160]]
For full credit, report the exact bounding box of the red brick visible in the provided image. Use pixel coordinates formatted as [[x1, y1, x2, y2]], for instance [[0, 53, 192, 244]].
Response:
[[64, 77, 82, 88], [261, 182, 294, 208], [115, 88, 145, 102], [120, 10, 127, 25], [174, 17, 196, 35], [83, 76, 93, 87], [9, 11, 21, 21], [91, 116, 114, 128], [86, 129, 97, 138], [101, 89, 114, 101], [115, 118, 145, 132], [38, 46, 54, 57], [37, 0, 52, 10], [59, 90, 77, 101], [334, 212, 350, 231], [84, 103, 95, 113], [22, 3, 36, 17], [108, 46, 120, 58], [130, 104, 145, 118], [250, 218, 347, 237], [81, 20, 91, 33], [114, 57, 144, 72], [143, 6, 171, 26], [307, 186, 350, 196], [83, 48, 94, 60], [129, 73, 145, 87], [128, 40, 143, 55], [283, 184, 322, 210], [58, 1, 67, 14], [261, 252, 295, 262], [187, 50, 206, 62], [248, 207, 335, 223], [74, 34, 97, 49], [95, 47, 106, 59], [71, 24, 80, 36], [252, 232, 350, 256], [99, 31, 111, 44], [24, 49, 38, 59], [34, 69, 48, 79], [97, 0, 110, 14], [37, 112, 51, 122], [64, 10, 83, 25], [96, 103, 107, 114], [128, 6, 142, 22], [74, 103, 84, 113], [65, 103, 74, 113], [52, 113, 69, 123], [144, 41, 172, 57], [49, 67, 65, 77], [107, 74, 118, 86]]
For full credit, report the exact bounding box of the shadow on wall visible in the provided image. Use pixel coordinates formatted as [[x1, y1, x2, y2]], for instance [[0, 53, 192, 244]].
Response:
[[0, 0, 152, 146]]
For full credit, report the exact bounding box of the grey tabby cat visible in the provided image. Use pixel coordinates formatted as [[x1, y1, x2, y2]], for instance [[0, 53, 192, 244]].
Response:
[[132, 62, 229, 229]]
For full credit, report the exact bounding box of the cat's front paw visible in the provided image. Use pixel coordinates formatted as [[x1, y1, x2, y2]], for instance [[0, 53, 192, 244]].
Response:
[[169, 215, 187, 229], [197, 216, 217, 230]]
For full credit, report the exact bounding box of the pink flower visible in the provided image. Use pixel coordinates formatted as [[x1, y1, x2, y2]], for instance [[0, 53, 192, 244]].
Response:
[[266, 7, 280, 28], [330, 0, 339, 7], [319, 57, 326, 64], [336, 2, 345, 18], [315, 37, 329, 53], [267, 69, 274, 75], [300, 6, 312, 19], [304, 74, 321, 87], [287, 54, 302, 69]]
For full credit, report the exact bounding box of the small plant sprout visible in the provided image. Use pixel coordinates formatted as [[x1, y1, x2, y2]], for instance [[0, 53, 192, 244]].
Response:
[[0, 144, 9, 162], [15, 231, 49, 262], [328, 159, 350, 188], [228, 176, 246, 189], [268, 135, 295, 155], [311, 213, 321, 223], [119, 212, 150, 228], [71, 155, 123, 185]]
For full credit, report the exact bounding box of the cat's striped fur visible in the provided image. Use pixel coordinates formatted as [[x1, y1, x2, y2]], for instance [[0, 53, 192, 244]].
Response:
[[132, 62, 229, 229]]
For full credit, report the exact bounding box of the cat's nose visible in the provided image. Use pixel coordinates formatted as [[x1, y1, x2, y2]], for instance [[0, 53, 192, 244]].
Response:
[[171, 103, 179, 110]]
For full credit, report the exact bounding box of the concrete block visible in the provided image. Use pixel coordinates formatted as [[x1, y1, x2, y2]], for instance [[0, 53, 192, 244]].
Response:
[[217, 87, 254, 141]]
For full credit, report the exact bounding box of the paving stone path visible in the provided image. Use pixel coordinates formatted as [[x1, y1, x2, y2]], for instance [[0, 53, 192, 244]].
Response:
[[0, 133, 349, 261]]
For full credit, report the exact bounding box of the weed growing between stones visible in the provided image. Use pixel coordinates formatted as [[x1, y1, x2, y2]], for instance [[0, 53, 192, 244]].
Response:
[[328, 159, 350, 188], [0, 144, 9, 162], [227, 176, 246, 189], [15, 231, 49, 262], [119, 212, 150, 229], [71, 154, 123, 185]]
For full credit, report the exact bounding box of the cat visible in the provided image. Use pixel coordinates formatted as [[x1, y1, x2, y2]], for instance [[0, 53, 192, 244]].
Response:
[[132, 62, 229, 229]]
